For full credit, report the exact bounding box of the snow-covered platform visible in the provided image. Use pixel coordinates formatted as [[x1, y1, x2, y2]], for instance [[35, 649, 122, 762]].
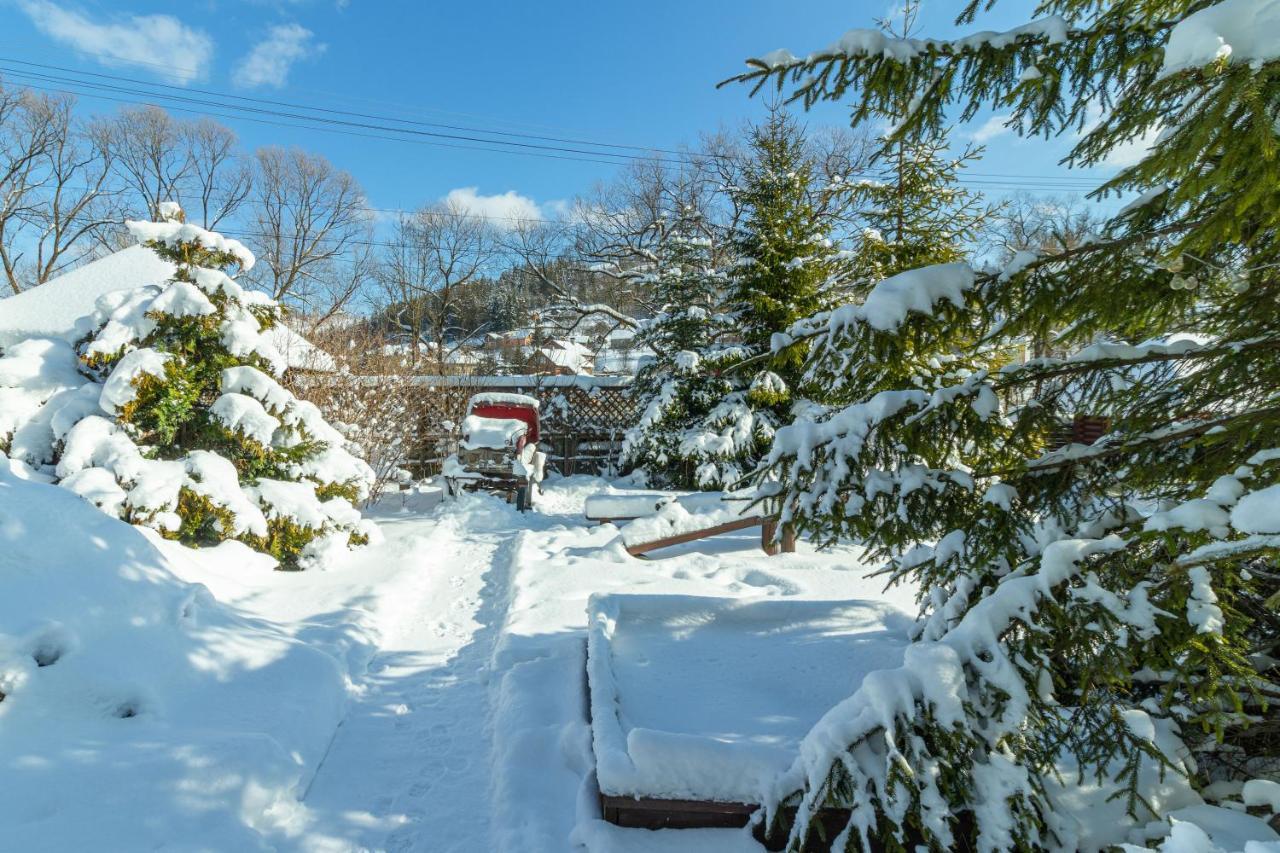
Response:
[[586, 594, 911, 816], [583, 492, 674, 523]]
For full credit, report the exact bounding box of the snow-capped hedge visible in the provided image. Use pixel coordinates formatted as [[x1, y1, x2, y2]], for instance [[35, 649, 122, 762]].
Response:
[[0, 209, 375, 569]]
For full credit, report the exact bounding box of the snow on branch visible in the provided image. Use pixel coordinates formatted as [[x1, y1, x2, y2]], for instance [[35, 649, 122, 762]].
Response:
[[769, 534, 1128, 851]]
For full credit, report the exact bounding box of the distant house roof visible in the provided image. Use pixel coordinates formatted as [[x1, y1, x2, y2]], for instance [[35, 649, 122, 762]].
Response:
[[0, 245, 334, 372], [537, 339, 594, 374]]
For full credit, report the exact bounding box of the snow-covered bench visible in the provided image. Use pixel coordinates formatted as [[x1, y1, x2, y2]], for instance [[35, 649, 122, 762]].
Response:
[[583, 492, 675, 524], [617, 494, 795, 557], [586, 594, 910, 834]]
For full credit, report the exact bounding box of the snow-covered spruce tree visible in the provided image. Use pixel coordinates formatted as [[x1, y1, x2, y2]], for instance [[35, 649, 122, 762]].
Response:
[[776, 124, 1001, 483], [842, 134, 993, 299], [726, 107, 846, 386], [727, 2, 1280, 850], [623, 111, 854, 490], [835, 2, 996, 301], [620, 207, 764, 489], [0, 207, 375, 569]]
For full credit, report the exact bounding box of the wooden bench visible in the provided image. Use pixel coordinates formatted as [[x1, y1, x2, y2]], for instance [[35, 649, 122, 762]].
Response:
[[624, 515, 796, 557]]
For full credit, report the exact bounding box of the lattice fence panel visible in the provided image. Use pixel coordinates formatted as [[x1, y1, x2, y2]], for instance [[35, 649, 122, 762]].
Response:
[[405, 378, 638, 477]]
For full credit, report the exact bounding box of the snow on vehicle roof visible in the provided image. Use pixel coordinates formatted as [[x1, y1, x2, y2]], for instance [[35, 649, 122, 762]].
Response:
[[469, 392, 540, 410], [460, 414, 529, 450], [0, 246, 335, 372]]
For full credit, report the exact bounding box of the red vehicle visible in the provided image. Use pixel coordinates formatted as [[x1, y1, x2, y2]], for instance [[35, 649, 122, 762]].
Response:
[[442, 393, 546, 511]]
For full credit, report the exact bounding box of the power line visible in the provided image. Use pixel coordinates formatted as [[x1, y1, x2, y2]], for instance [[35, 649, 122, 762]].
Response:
[[0, 57, 700, 160], [3, 73, 664, 170], [4, 71, 1102, 195], [0, 44, 619, 141], [0, 56, 1107, 189], [0, 65, 701, 169]]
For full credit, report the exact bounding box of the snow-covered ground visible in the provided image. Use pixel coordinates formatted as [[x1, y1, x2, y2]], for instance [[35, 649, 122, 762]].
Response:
[[5, 470, 1276, 851], [1, 469, 914, 851]]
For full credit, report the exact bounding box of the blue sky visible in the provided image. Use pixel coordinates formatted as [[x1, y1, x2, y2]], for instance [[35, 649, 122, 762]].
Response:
[[0, 0, 1129, 221]]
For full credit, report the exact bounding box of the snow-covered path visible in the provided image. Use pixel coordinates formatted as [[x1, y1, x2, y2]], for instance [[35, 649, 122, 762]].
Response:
[[298, 504, 525, 852], [156, 478, 919, 853]]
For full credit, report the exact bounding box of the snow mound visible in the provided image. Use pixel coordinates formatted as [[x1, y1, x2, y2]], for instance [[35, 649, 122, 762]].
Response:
[[584, 492, 675, 521], [1120, 804, 1280, 852], [0, 463, 348, 849], [587, 594, 911, 804]]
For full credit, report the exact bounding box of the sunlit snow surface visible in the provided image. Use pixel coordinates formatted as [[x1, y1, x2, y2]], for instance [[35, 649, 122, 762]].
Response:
[[3, 470, 1275, 852]]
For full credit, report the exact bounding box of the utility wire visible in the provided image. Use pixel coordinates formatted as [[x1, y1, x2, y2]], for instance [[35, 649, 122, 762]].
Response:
[[0, 57, 697, 159], [0, 56, 1106, 188], [3, 73, 660, 170], [0, 66, 699, 168], [2, 70, 1102, 195], [0, 46, 628, 140]]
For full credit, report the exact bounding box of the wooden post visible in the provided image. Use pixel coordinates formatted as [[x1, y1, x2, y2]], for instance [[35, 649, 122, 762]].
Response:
[[781, 522, 796, 554], [761, 518, 780, 556]]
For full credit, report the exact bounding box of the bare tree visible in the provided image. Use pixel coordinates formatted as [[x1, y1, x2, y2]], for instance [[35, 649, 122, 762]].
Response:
[[0, 83, 55, 293], [506, 150, 730, 337], [0, 88, 117, 293], [504, 218, 641, 335], [248, 146, 373, 320], [99, 105, 195, 219], [983, 192, 1107, 263], [186, 118, 251, 229], [378, 201, 497, 372]]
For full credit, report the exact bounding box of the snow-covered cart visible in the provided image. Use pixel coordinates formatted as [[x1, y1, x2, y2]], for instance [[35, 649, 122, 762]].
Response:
[[443, 393, 547, 511]]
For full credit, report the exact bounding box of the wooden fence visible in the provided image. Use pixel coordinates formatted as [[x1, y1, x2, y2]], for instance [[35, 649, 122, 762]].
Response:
[[404, 375, 638, 478]]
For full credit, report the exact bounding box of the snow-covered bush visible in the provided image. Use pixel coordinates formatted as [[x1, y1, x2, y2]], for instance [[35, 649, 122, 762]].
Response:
[[0, 208, 375, 569], [729, 0, 1280, 849]]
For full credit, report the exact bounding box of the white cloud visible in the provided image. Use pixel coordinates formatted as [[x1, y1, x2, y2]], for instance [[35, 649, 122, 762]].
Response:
[[18, 0, 213, 85], [232, 24, 325, 89], [970, 114, 1013, 143], [443, 187, 543, 225]]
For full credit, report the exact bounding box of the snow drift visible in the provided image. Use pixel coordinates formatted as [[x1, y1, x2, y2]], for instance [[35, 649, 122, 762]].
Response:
[[0, 461, 349, 849]]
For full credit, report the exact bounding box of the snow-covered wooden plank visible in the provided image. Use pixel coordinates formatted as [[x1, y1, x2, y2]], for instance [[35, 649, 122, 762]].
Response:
[[583, 492, 674, 522], [618, 494, 791, 555], [624, 515, 770, 557]]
